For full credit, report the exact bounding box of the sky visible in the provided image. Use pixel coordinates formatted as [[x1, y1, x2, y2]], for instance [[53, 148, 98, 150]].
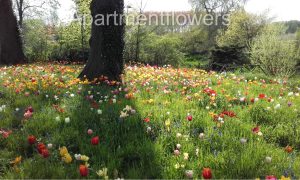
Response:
[[58, 0, 300, 22]]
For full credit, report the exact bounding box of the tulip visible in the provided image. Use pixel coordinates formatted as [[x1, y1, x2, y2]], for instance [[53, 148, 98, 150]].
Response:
[[87, 129, 93, 135], [41, 148, 50, 158], [187, 115, 193, 121], [174, 149, 180, 156], [91, 136, 99, 145], [202, 168, 212, 179], [27, 135, 36, 145], [185, 170, 193, 179], [79, 165, 89, 177], [265, 156, 272, 163]]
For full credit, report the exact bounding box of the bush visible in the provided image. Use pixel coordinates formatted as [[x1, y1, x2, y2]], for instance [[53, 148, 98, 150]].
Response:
[[250, 24, 298, 77], [209, 45, 250, 71], [131, 33, 184, 67]]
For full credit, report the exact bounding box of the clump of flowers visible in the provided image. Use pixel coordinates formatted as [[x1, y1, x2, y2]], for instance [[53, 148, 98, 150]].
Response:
[[59, 146, 72, 163], [96, 167, 109, 179]]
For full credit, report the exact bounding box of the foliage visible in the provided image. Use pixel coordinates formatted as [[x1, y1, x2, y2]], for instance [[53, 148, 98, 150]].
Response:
[[22, 19, 53, 61], [284, 20, 300, 34], [250, 24, 298, 77], [141, 33, 185, 66], [216, 10, 267, 48], [181, 27, 210, 54], [210, 45, 250, 71]]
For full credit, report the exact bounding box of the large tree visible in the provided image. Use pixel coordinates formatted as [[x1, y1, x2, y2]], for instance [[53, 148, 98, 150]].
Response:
[[79, 0, 125, 81], [0, 0, 25, 65]]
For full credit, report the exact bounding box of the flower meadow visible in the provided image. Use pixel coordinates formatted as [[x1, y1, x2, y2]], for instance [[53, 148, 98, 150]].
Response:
[[0, 63, 300, 179]]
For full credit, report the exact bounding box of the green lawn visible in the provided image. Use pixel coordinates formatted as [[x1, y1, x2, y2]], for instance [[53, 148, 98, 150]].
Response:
[[0, 64, 299, 179]]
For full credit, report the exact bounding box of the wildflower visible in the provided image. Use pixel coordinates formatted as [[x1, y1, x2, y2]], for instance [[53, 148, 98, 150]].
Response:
[[97, 109, 103, 115], [65, 117, 70, 123], [27, 135, 36, 145], [79, 165, 89, 177], [174, 149, 180, 156], [176, 144, 181, 149], [266, 175, 277, 180], [0, 129, 12, 138], [87, 129, 93, 135], [287, 92, 294, 96], [185, 170, 193, 179], [24, 110, 33, 119], [252, 126, 260, 134], [187, 115, 193, 121], [62, 153, 73, 163], [285, 146, 293, 153], [144, 117, 150, 123], [10, 156, 22, 166], [259, 94, 266, 99], [75, 154, 81, 161], [265, 156, 272, 163], [55, 116, 61, 122], [146, 126, 152, 133], [176, 133, 182, 138], [96, 167, 108, 179], [59, 146, 69, 156], [164, 119, 171, 131], [274, 104, 281, 110], [280, 176, 291, 180], [183, 153, 189, 160], [240, 138, 247, 144], [120, 111, 129, 118], [91, 136, 99, 145], [199, 133, 205, 140], [196, 148, 199, 156], [174, 163, 180, 169], [47, 143, 53, 149], [202, 168, 212, 179], [41, 148, 50, 158], [81, 155, 89, 162], [37, 143, 47, 154]]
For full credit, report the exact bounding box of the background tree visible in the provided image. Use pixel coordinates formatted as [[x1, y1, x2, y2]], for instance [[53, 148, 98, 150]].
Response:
[[13, 0, 59, 29], [216, 10, 267, 48], [79, 0, 125, 81], [0, 0, 25, 65], [189, 0, 248, 44]]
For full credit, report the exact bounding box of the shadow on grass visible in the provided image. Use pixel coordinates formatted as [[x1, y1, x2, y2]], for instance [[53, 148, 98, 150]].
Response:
[[58, 84, 162, 179], [0, 80, 162, 178]]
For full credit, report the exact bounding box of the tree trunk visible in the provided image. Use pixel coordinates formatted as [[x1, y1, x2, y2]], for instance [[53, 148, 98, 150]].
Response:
[[0, 0, 25, 65], [79, 0, 124, 81]]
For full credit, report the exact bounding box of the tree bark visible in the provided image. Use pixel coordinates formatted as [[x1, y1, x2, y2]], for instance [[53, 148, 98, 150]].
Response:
[[79, 0, 125, 81], [0, 0, 25, 65]]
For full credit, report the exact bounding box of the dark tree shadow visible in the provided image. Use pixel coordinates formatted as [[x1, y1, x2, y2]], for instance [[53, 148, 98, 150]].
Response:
[[63, 84, 162, 179]]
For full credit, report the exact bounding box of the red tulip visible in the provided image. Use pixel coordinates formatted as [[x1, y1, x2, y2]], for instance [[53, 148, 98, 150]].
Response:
[[28, 135, 36, 145], [41, 148, 50, 158], [187, 115, 193, 121], [202, 168, 212, 179], [252, 126, 260, 134], [26, 106, 34, 113], [79, 165, 89, 177], [144, 117, 150, 123], [37, 143, 47, 153], [266, 175, 277, 180], [259, 94, 266, 99], [91, 136, 99, 145]]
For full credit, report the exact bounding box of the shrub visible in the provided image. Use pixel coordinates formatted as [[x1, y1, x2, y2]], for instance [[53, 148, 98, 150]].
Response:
[[209, 45, 250, 71], [250, 24, 298, 77], [141, 34, 185, 67]]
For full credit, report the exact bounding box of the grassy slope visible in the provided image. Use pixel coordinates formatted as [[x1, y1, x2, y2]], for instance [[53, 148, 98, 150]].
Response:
[[0, 64, 299, 179]]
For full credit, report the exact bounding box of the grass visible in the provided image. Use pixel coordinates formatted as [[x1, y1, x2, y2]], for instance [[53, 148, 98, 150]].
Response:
[[0, 63, 299, 179]]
